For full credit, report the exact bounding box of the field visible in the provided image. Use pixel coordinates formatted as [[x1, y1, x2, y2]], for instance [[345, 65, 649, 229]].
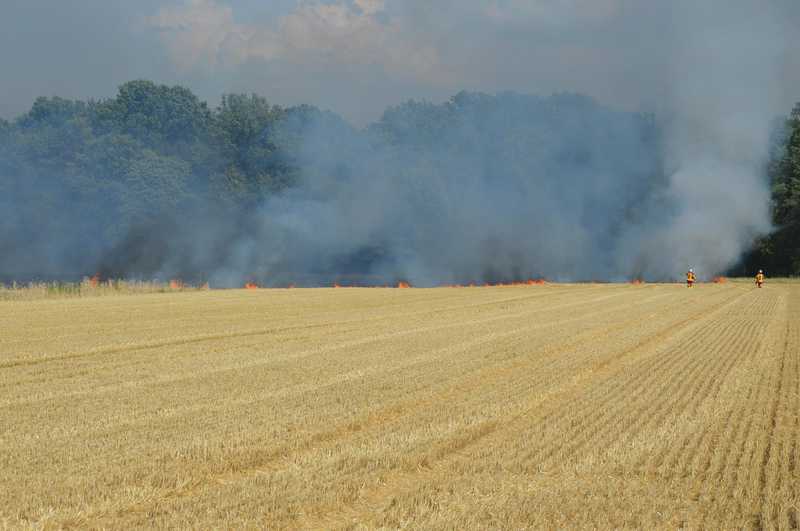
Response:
[[1, 281, 798, 529]]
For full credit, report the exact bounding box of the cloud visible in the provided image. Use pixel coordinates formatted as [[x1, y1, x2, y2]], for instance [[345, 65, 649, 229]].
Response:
[[354, 0, 385, 16], [145, 0, 800, 126], [149, 0, 445, 84], [2, 0, 798, 124], [148, 0, 252, 70], [485, 0, 620, 29]]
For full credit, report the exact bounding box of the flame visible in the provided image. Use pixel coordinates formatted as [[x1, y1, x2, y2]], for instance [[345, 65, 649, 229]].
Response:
[[397, 281, 411, 288], [88, 274, 100, 288], [201, 282, 210, 290], [333, 282, 342, 288], [169, 279, 184, 290], [713, 276, 727, 284], [287, 284, 295, 289], [630, 279, 644, 285], [526, 279, 546, 285], [245, 282, 258, 290]]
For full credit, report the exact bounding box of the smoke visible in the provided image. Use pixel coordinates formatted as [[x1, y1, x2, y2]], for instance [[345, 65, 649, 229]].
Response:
[[620, 0, 795, 279], [210, 0, 795, 285], [229, 93, 665, 286], [1, 0, 798, 286]]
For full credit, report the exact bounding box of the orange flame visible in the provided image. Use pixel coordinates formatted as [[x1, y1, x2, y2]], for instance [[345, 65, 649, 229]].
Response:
[[88, 274, 100, 288], [630, 279, 644, 285], [394, 279, 549, 288], [333, 282, 341, 288], [245, 282, 258, 290], [169, 279, 184, 290], [713, 276, 727, 284]]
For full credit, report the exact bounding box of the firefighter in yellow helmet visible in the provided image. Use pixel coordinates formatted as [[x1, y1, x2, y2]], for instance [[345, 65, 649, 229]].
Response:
[[755, 269, 764, 288], [686, 268, 696, 287]]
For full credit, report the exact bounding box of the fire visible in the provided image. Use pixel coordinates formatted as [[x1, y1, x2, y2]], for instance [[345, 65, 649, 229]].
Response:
[[88, 274, 100, 288], [287, 284, 295, 289], [169, 279, 184, 290], [630, 279, 644, 285], [245, 282, 258, 290], [713, 276, 727, 284], [397, 281, 411, 288], [526, 279, 546, 285], [333, 283, 342, 288]]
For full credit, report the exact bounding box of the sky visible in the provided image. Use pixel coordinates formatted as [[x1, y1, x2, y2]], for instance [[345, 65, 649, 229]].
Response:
[[1, 0, 798, 125]]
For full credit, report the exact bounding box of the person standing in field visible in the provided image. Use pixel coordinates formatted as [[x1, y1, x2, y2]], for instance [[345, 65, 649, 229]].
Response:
[[687, 268, 696, 287], [755, 269, 765, 288]]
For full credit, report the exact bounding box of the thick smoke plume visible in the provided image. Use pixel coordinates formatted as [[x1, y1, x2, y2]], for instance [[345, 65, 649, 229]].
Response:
[[0, 0, 797, 286], [623, 0, 793, 280], [232, 0, 791, 286], [228, 93, 666, 286]]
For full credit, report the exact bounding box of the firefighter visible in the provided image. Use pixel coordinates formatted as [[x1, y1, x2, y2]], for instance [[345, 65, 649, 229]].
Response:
[[687, 268, 696, 287], [755, 269, 765, 288]]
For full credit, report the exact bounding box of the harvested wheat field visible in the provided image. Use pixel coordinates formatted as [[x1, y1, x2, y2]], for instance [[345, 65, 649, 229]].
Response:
[[1, 281, 798, 529]]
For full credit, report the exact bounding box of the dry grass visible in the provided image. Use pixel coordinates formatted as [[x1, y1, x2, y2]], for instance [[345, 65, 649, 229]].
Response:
[[0, 279, 206, 301], [0, 282, 798, 529]]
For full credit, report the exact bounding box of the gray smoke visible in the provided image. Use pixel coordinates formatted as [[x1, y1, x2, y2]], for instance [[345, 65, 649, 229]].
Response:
[[206, 0, 797, 285], [218, 94, 665, 286], [618, 0, 796, 280], [231, 0, 798, 285], [1, 0, 798, 286]]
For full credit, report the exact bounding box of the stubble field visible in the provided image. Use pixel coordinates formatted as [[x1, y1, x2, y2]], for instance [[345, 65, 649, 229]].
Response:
[[1, 281, 798, 529]]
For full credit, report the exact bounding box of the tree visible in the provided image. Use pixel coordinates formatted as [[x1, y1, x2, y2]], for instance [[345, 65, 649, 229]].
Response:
[[771, 103, 800, 273], [747, 102, 800, 276], [773, 104, 800, 226], [214, 94, 295, 199], [17, 97, 87, 129]]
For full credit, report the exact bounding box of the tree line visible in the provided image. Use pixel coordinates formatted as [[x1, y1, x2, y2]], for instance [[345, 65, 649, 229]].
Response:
[[0, 80, 797, 281], [0, 81, 339, 280]]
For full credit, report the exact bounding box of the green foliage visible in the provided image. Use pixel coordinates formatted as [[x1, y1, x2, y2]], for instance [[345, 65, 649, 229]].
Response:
[[0, 81, 306, 279], [18, 97, 87, 129], [777, 105, 800, 224], [1, 81, 301, 207], [214, 93, 289, 200], [92, 81, 211, 148], [747, 102, 800, 276]]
